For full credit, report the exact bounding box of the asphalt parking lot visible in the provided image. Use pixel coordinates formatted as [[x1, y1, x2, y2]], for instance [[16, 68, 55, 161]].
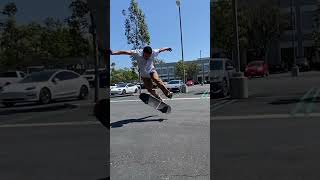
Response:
[[110, 84, 210, 180], [212, 71, 320, 180], [0, 88, 108, 180]]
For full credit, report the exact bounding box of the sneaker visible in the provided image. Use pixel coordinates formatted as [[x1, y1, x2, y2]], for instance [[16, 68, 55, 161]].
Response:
[[167, 92, 173, 99]]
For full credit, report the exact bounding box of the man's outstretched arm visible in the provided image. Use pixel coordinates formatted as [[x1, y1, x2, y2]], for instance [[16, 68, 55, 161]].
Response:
[[159, 47, 172, 53], [109, 49, 133, 56]]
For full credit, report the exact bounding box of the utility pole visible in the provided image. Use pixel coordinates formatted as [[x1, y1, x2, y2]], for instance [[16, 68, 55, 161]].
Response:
[[90, 12, 99, 102]]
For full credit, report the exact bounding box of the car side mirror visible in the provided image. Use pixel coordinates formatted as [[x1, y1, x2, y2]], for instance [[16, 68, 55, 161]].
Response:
[[53, 78, 59, 83]]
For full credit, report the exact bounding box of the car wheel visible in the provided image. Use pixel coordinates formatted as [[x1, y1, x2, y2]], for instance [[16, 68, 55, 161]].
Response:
[[121, 89, 126, 95], [79, 85, 89, 100], [2, 102, 14, 107], [134, 88, 138, 93], [39, 88, 51, 105]]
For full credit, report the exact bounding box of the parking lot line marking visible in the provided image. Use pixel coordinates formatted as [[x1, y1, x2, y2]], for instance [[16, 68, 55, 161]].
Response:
[[110, 97, 210, 103], [306, 88, 320, 114], [211, 99, 237, 112], [0, 121, 100, 128], [291, 87, 316, 115], [213, 113, 320, 121]]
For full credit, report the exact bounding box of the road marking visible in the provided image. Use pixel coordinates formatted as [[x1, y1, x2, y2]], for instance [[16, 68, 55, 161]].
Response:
[[213, 113, 320, 121], [306, 88, 320, 114], [0, 121, 100, 128], [291, 87, 316, 115], [110, 97, 209, 103], [211, 99, 237, 112]]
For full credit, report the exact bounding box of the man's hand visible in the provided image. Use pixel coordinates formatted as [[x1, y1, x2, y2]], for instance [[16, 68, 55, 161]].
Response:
[[159, 47, 172, 53]]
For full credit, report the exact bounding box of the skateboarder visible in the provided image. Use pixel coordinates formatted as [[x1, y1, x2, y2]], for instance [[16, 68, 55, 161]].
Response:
[[108, 46, 173, 101]]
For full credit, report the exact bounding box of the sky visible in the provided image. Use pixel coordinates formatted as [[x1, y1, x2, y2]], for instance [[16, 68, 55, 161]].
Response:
[[111, 0, 210, 69], [0, 0, 210, 69]]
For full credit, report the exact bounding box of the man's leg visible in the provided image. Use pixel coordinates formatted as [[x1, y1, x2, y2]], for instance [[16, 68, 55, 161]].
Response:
[[150, 71, 172, 98], [142, 77, 162, 100]]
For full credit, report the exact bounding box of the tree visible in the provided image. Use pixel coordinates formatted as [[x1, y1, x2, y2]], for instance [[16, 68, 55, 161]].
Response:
[[123, 0, 151, 68], [214, 0, 287, 62], [186, 62, 200, 80], [175, 61, 199, 80], [110, 68, 138, 84]]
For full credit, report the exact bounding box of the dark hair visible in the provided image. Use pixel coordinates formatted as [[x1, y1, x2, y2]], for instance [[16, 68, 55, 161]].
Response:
[[143, 46, 152, 54]]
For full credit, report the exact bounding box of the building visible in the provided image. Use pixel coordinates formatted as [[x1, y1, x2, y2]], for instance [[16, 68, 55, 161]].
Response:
[[155, 58, 210, 83], [278, 0, 319, 65]]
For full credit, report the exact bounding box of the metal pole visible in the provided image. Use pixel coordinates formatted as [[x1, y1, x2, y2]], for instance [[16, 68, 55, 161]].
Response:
[[90, 12, 99, 102], [178, 5, 185, 83], [232, 0, 241, 72], [291, 0, 296, 66]]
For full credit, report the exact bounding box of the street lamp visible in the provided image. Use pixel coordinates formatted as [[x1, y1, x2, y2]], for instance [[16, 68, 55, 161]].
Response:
[[176, 0, 187, 93], [290, 0, 299, 77], [229, 0, 248, 99]]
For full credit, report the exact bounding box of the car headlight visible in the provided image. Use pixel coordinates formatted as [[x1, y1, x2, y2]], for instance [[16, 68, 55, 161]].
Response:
[[25, 86, 36, 90]]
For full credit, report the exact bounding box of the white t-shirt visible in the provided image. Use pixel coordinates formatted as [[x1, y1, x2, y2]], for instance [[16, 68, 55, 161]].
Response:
[[131, 49, 160, 78]]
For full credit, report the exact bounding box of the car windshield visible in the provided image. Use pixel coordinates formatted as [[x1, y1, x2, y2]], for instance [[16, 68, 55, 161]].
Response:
[[211, 61, 223, 70], [168, 81, 180, 84], [0, 72, 17, 78], [116, 84, 127, 87], [248, 61, 263, 66], [20, 71, 56, 83]]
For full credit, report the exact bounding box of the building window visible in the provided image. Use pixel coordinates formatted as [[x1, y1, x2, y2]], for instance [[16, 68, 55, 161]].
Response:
[[162, 68, 168, 74], [198, 64, 203, 72], [204, 64, 209, 72], [169, 67, 174, 74]]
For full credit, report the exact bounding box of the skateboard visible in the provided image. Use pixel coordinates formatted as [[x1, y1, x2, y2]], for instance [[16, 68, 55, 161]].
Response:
[[139, 93, 171, 114], [94, 99, 109, 129]]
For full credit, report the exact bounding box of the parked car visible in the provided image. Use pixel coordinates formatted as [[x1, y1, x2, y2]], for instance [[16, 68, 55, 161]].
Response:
[[0, 70, 90, 107], [82, 68, 107, 87], [110, 84, 117, 89], [244, 60, 269, 78], [186, 80, 194, 86], [0, 71, 26, 88], [165, 80, 184, 92], [136, 82, 145, 89], [296, 57, 311, 72], [210, 58, 235, 97], [110, 83, 139, 95]]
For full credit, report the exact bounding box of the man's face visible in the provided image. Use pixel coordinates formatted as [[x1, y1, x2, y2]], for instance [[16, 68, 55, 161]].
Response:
[[143, 52, 152, 60]]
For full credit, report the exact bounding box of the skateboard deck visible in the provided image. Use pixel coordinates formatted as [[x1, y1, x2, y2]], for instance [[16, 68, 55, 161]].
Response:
[[139, 93, 171, 114]]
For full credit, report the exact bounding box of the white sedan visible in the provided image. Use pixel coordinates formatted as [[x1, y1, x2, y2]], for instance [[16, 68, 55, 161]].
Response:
[[165, 80, 184, 92], [0, 70, 90, 107], [110, 83, 139, 95], [0, 71, 26, 88]]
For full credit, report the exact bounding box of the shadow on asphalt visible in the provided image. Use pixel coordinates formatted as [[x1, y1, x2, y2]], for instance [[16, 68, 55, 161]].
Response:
[[270, 97, 320, 105], [97, 177, 109, 180], [0, 103, 78, 116], [110, 115, 167, 128]]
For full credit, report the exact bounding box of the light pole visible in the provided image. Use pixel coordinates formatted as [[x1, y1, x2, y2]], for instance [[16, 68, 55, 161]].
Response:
[[291, 0, 299, 76], [176, 0, 187, 93], [229, 0, 248, 99]]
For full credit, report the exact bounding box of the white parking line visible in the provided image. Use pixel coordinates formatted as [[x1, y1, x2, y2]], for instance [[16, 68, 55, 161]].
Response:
[[110, 97, 210, 103], [211, 99, 237, 112], [0, 121, 100, 128], [213, 113, 320, 121]]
